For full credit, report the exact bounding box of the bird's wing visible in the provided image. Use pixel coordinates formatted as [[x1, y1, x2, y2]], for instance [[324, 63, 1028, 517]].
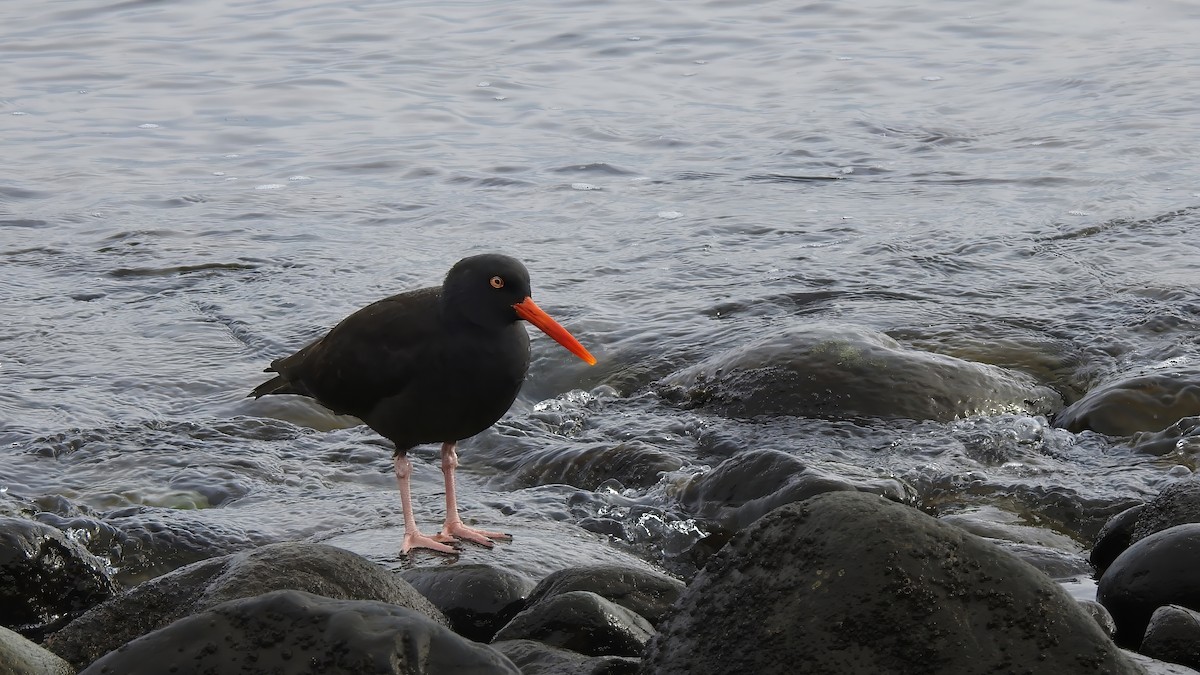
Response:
[[269, 287, 443, 417]]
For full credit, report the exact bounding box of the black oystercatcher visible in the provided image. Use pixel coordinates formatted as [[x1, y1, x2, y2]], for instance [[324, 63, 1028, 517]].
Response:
[[250, 253, 596, 554]]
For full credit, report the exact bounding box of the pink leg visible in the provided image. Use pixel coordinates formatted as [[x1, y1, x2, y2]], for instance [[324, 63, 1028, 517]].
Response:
[[394, 455, 457, 555], [433, 442, 510, 547]]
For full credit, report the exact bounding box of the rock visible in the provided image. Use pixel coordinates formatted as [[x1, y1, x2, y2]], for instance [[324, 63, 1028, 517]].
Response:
[[1080, 600, 1119, 639], [644, 491, 1139, 675], [676, 448, 857, 532], [507, 441, 682, 491], [401, 564, 535, 642], [78, 590, 518, 675], [0, 625, 74, 675], [1054, 369, 1200, 436], [1093, 505, 1146, 577], [1130, 417, 1200, 456], [1098, 524, 1200, 646], [492, 639, 639, 675], [1125, 650, 1200, 674], [524, 565, 684, 626], [1141, 605, 1200, 670], [940, 505, 1091, 578], [659, 325, 1061, 422], [45, 541, 442, 670], [493, 590, 653, 657], [1132, 480, 1200, 543], [0, 517, 118, 640]]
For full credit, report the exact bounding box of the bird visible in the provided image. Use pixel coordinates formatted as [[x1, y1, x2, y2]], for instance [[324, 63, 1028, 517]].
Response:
[[250, 253, 596, 554]]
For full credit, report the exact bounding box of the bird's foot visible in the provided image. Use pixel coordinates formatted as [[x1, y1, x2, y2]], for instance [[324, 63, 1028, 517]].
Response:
[[435, 521, 512, 549], [402, 530, 460, 556]]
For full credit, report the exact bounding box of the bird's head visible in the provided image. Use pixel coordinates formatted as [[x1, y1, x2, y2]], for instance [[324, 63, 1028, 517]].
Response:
[[443, 253, 596, 365]]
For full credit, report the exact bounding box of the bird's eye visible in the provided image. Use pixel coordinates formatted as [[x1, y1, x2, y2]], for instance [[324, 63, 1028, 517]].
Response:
[[489, 275, 505, 289]]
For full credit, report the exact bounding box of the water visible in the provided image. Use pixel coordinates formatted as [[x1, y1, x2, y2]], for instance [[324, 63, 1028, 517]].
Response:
[[2, 0, 1199, 583]]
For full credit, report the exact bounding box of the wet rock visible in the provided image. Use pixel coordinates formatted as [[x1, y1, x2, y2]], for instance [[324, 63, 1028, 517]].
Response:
[[0, 625, 74, 675], [46, 541, 442, 670], [493, 590, 653, 657], [510, 441, 682, 490], [676, 448, 857, 531], [401, 563, 535, 642], [1141, 605, 1200, 670], [524, 564, 684, 626], [1124, 650, 1200, 675], [1130, 417, 1200, 456], [644, 491, 1138, 675], [1055, 369, 1200, 436], [1093, 505, 1146, 577], [492, 639, 639, 675], [660, 325, 1062, 422], [1080, 600, 1119, 639], [0, 517, 118, 641], [1098, 524, 1200, 646], [78, 589, 518, 675], [1132, 479, 1200, 543], [941, 506, 1091, 578]]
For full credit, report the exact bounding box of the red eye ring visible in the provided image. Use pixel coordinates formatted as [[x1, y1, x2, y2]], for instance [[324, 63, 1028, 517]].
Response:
[[489, 276, 504, 289]]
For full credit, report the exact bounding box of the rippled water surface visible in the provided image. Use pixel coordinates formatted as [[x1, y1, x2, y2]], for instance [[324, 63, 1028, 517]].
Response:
[[3, 0, 1199, 580]]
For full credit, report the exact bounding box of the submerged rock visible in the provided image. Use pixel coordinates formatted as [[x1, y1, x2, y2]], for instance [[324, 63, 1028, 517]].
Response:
[[78, 589, 518, 675], [45, 541, 443, 670], [660, 325, 1061, 422], [1055, 369, 1200, 436], [0, 517, 118, 641], [675, 448, 857, 531], [1098, 523, 1200, 646], [492, 639, 639, 675], [644, 491, 1138, 675]]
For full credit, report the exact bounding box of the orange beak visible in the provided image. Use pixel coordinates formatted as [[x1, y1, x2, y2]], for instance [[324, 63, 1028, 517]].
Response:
[[513, 297, 597, 365]]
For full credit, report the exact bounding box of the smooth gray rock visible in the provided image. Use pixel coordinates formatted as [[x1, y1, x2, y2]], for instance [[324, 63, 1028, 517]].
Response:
[[1055, 369, 1200, 436], [401, 563, 535, 642], [493, 590, 653, 657], [78, 590, 517, 675], [660, 325, 1062, 422], [1141, 605, 1200, 670], [0, 625, 74, 675], [46, 541, 443, 670], [524, 565, 684, 626], [644, 491, 1140, 675]]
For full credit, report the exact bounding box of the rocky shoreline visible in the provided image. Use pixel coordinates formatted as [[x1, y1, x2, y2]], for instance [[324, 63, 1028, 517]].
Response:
[[6, 487, 1200, 674]]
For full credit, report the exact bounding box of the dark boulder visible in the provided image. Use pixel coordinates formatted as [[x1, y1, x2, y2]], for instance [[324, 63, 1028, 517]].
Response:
[[1098, 524, 1200, 646], [0, 517, 118, 640], [493, 590, 653, 657], [1092, 505, 1146, 577], [644, 491, 1138, 675], [78, 589, 518, 675], [1140, 605, 1200, 671], [524, 565, 684, 626], [45, 541, 443, 670], [1131, 480, 1200, 543], [401, 563, 535, 642]]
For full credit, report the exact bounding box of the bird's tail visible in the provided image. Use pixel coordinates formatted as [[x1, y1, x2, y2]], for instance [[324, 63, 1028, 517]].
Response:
[[248, 371, 301, 399]]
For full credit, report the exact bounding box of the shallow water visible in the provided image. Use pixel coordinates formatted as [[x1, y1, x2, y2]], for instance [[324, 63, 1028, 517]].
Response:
[[3, 0, 1199, 582]]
